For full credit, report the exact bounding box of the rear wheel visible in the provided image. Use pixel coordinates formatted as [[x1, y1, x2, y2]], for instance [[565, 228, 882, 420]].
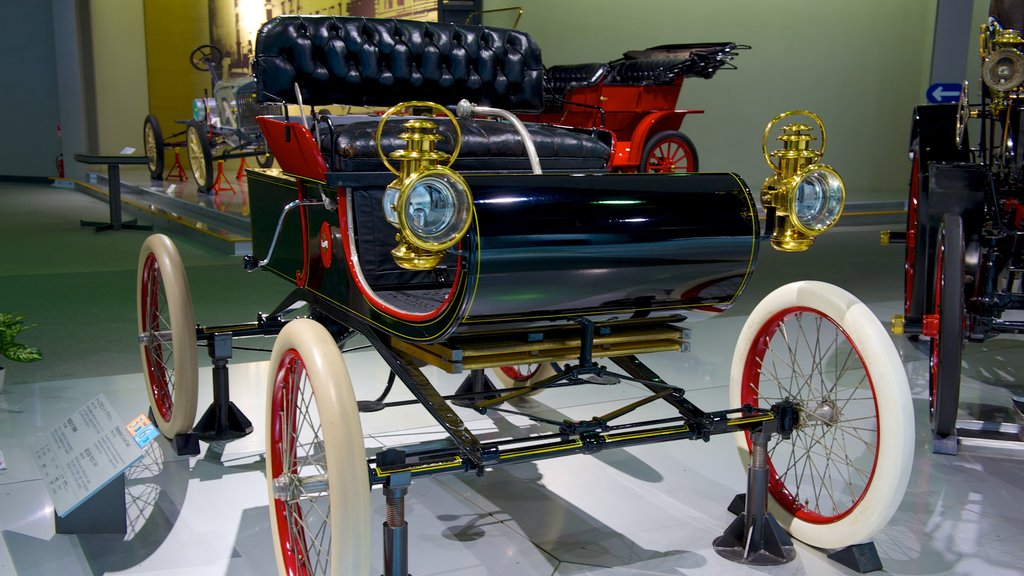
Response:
[[930, 213, 964, 438], [137, 234, 198, 438], [266, 319, 371, 576], [143, 115, 164, 180], [186, 121, 213, 193], [729, 281, 913, 550], [640, 130, 699, 173], [490, 363, 559, 396]]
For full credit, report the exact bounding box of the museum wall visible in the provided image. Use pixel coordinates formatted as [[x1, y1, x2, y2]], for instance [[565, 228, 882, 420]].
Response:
[[89, 1, 149, 156], [0, 1, 61, 180], [142, 0, 210, 168], [0, 0, 995, 189], [481, 0, 948, 202]]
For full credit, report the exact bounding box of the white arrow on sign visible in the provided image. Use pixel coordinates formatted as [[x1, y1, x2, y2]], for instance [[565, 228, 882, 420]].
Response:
[[931, 85, 960, 101]]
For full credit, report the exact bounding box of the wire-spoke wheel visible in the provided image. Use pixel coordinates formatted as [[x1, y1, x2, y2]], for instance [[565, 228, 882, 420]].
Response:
[[490, 363, 559, 397], [137, 234, 198, 438], [267, 319, 370, 576], [143, 115, 164, 180], [640, 130, 699, 173], [186, 121, 213, 192], [729, 281, 913, 550], [930, 213, 964, 437]]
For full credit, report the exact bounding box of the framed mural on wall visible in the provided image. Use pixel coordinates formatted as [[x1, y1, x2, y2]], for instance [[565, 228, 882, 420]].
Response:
[[143, 0, 449, 177], [209, 0, 441, 76]]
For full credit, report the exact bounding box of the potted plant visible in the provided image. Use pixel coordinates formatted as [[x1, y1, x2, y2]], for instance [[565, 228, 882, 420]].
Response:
[[0, 313, 43, 393]]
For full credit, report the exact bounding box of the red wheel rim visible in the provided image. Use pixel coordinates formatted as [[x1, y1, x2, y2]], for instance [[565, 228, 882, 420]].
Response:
[[500, 364, 541, 382], [644, 137, 694, 173], [905, 156, 920, 316], [140, 253, 174, 422], [740, 307, 881, 524], [270, 350, 324, 576]]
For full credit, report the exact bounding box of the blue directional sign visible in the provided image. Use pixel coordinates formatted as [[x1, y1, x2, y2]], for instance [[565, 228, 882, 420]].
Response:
[[927, 83, 961, 104]]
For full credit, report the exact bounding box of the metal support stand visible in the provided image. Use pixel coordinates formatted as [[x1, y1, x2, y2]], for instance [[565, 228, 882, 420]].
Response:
[[211, 160, 236, 193], [173, 431, 201, 456], [382, 465, 412, 576], [148, 407, 200, 456], [193, 333, 253, 442], [166, 148, 188, 181], [933, 431, 959, 455], [827, 542, 883, 573], [453, 369, 498, 407], [235, 156, 250, 180], [713, 427, 795, 565]]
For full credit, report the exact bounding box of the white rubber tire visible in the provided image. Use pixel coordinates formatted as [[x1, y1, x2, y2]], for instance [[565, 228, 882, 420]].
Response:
[[489, 363, 559, 396], [266, 319, 370, 576], [729, 281, 914, 549], [137, 234, 198, 438]]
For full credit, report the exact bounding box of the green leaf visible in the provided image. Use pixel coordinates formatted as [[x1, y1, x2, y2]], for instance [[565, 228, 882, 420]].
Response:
[[6, 343, 42, 363]]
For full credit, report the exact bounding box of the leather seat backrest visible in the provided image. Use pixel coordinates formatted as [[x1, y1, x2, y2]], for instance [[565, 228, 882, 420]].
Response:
[[254, 16, 545, 112]]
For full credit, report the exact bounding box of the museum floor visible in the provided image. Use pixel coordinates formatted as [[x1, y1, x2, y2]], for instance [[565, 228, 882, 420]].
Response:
[[1, 181, 1023, 575]]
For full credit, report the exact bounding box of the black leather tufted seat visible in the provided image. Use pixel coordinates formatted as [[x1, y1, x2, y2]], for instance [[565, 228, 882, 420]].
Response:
[[254, 16, 609, 171], [317, 115, 611, 172], [546, 63, 609, 98]]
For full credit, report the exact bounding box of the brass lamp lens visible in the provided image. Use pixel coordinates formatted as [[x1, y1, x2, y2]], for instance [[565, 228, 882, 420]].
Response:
[[398, 169, 472, 250], [983, 48, 1024, 91], [792, 166, 844, 233], [407, 177, 457, 237]]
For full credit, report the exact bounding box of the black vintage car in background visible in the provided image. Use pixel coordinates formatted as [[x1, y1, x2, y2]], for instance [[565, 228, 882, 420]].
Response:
[[891, 5, 1024, 452]]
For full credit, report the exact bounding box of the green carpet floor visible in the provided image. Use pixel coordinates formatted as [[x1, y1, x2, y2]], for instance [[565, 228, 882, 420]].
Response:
[[0, 181, 290, 386]]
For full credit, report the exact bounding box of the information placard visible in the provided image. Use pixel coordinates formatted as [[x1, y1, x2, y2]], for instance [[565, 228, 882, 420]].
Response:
[[33, 394, 148, 517]]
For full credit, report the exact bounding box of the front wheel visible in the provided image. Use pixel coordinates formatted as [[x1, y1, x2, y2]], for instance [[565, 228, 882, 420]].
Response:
[[266, 319, 371, 576], [729, 281, 914, 550], [930, 213, 964, 437], [186, 121, 213, 193], [137, 234, 198, 438], [640, 130, 699, 173]]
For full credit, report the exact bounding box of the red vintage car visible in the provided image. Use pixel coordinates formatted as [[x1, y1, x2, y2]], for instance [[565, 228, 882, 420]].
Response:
[[519, 43, 745, 173]]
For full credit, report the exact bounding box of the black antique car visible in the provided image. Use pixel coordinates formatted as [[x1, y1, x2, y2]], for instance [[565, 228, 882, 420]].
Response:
[[889, 7, 1024, 453], [135, 15, 913, 575]]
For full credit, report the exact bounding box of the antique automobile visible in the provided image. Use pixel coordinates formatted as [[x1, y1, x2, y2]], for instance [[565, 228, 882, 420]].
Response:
[[887, 10, 1024, 453], [518, 42, 745, 173], [135, 16, 913, 575], [142, 44, 280, 192]]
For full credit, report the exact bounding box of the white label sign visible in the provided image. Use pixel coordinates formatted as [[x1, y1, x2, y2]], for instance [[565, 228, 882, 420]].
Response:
[[33, 394, 145, 517]]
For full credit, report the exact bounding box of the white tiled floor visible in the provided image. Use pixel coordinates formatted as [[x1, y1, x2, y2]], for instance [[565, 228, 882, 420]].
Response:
[[2, 228, 1024, 575]]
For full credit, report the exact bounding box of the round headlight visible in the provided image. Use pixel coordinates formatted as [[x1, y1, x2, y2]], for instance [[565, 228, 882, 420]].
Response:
[[983, 48, 1024, 91], [789, 164, 844, 234], [397, 168, 472, 250]]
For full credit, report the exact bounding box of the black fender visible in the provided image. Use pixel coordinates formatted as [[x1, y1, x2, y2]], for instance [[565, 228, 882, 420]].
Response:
[[909, 104, 971, 165], [904, 105, 973, 321]]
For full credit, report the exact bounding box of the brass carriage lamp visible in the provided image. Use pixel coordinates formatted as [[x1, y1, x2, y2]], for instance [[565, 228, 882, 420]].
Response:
[[376, 102, 473, 270], [760, 110, 845, 252], [980, 25, 1024, 114]]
